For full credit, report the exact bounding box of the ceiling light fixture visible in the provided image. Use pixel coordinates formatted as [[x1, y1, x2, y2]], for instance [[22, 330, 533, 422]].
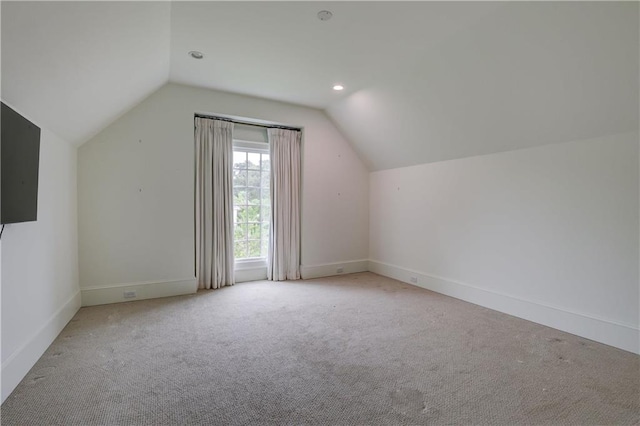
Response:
[[317, 10, 333, 21], [188, 51, 204, 59], [333, 84, 344, 91]]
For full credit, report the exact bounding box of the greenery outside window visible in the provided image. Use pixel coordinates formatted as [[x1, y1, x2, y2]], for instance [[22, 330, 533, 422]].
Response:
[[233, 141, 270, 262]]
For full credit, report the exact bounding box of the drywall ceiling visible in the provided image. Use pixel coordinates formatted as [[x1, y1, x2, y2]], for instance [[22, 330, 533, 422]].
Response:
[[327, 2, 639, 169], [2, 2, 638, 170], [169, 2, 501, 108], [1, 1, 171, 146]]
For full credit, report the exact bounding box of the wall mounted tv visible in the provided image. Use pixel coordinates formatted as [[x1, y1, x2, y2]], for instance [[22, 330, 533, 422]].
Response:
[[1, 102, 41, 224]]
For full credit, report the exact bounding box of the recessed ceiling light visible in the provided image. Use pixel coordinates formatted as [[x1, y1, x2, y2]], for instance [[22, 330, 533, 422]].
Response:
[[333, 85, 344, 91], [317, 10, 333, 21], [188, 51, 204, 59]]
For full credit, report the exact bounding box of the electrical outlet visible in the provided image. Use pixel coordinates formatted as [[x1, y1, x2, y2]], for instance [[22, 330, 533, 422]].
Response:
[[123, 290, 137, 299], [337, 267, 344, 273], [410, 276, 418, 284]]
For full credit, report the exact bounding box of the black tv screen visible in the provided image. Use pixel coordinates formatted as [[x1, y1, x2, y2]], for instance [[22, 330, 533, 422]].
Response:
[[1, 102, 41, 224]]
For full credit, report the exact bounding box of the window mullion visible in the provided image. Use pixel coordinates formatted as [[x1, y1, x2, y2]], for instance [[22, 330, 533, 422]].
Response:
[[233, 145, 270, 262]]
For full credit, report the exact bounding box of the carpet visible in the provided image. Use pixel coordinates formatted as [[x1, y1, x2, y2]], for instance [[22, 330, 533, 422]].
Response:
[[2, 272, 638, 425]]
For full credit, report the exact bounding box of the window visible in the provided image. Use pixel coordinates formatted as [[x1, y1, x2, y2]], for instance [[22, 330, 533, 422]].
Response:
[[232, 141, 270, 261]]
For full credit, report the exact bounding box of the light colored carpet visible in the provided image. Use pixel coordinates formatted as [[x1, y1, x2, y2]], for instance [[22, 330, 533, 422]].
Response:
[[2, 272, 638, 425]]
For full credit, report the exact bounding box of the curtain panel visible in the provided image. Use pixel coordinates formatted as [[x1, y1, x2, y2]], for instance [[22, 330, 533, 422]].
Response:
[[267, 128, 302, 281], [195, 118, 235, 289]]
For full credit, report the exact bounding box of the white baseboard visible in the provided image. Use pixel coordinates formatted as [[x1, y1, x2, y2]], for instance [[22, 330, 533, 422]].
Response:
[[1, 290, 82, 403], [301, 259, 369, 280], [81, 278, 197, 306], [368, 260, 640, 354]]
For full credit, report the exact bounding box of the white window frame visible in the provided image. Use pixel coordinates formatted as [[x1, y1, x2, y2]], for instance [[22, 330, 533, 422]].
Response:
[[233, 140, 270, 268]]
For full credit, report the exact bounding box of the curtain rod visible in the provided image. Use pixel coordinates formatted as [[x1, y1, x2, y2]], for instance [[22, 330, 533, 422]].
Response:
[[194, 113, 301, 131]]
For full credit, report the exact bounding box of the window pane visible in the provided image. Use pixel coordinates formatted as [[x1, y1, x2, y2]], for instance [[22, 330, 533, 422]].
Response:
[[261, 188, 270, 206], [248, 240, 261, 258], [261, 171, 270, 188], [233, 151, 247, 169], [234, 188, 247, 205], [234, 223, 247, 240], [234, 241, 247, 259], [236, 205, 249, 223], [247, 170, 261, 187], [247, 205, 260, 222], [232, 146, 271, 261], [261, 222, 270, 258], [233, 169, 247, 187], [247, 187, 260, 205], [261, 206, 271, 221], [247, 152, 261, 169], [248, 223, 261, 239]]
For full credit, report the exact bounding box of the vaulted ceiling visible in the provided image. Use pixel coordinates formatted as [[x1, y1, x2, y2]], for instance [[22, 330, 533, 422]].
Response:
[[2, 1, 638, 170]]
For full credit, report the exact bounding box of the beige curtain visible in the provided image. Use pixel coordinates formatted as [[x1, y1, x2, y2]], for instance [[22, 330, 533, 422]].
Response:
[[195, 118, 235, 289], [267, 128, 301, 281]]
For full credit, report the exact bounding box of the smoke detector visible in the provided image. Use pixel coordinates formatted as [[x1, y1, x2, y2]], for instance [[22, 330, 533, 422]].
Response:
[[317, 10, 333, 21], [188, 51, 204, 59]]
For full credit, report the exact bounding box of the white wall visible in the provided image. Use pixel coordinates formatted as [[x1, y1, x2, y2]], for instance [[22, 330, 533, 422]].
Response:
[[1, 105, 80, 402], [370, 132, 639, 353], [78, 83, 369, 305]]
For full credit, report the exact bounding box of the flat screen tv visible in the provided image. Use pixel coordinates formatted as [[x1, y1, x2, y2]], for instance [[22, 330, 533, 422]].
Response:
[[1, 102, 41, 224]]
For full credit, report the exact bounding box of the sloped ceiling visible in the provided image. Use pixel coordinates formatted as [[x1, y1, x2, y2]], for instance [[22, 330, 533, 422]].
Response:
[[327, 2, 639, 170], [1, 1, 171, 146], [2, 1, 638, 170]]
